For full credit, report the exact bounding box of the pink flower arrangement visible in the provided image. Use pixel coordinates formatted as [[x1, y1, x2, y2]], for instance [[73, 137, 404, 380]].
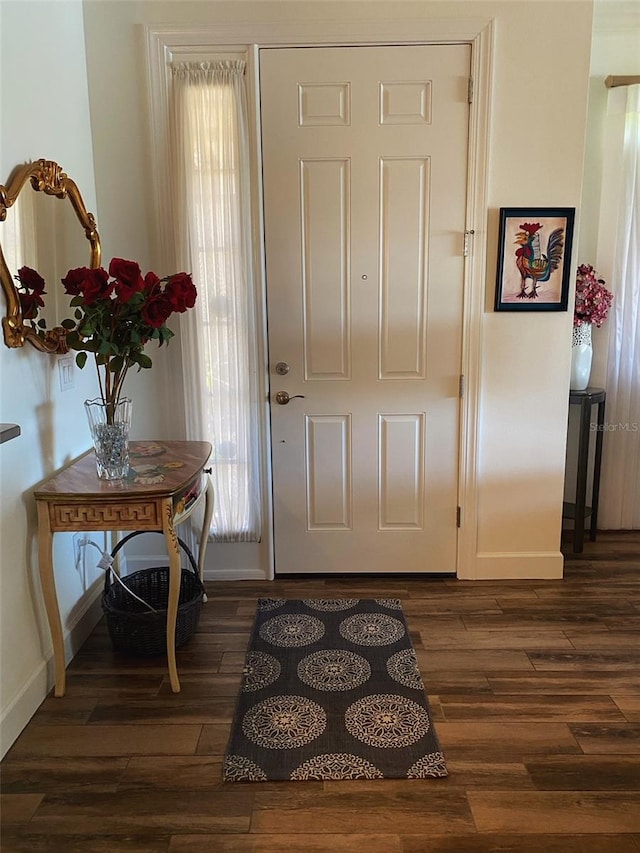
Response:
[[574, 264, 613, 328]]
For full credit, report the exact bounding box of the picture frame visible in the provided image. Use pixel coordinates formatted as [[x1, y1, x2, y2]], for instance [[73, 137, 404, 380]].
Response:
[[494, 207, 575, 312]]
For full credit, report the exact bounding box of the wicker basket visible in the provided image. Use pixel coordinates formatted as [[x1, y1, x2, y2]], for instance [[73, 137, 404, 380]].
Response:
[[102, 530, 205, 657]]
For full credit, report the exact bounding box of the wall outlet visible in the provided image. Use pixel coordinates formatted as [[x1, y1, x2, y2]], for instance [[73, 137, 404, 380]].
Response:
[[73, 533, 89, 574], [73, 533, 110, 590], [58, 356, 75, 392]]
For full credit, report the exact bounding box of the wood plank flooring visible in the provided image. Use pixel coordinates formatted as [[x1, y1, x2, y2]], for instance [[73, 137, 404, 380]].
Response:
[[2, 532, 640, 852]]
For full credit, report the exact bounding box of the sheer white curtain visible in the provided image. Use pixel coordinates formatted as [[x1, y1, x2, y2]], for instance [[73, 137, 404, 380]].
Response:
[[600, 84, 640, 529], [170, 61, 262, 541]]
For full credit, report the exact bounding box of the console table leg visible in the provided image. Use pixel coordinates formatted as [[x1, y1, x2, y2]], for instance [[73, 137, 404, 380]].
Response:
[[573, 397, 590, 554], [162, 498, 181, 693], [198, 477, 214, 601], [36, 501, 66, 697], [591, 398, 606, 541]]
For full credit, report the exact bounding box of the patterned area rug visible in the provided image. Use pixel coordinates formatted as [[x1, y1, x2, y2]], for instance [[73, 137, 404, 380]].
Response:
[[223, 598, 447, 782]]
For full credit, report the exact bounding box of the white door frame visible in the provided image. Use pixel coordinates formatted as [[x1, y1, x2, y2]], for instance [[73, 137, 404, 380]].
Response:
[[146, 15, 495, 582]]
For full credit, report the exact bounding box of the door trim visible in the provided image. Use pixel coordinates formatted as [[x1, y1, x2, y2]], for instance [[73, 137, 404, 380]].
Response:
[[146, 15, 495, 581]]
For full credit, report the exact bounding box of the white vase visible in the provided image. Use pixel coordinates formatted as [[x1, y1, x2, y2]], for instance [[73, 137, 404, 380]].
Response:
[[570, 323, 593, 392]]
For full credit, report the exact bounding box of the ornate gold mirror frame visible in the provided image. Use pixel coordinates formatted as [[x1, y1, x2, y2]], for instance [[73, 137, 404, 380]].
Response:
[[0, 159, 101, 353]]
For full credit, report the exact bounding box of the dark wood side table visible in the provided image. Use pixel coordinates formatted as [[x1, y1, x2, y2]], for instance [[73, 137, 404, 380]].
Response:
[[563, 387, 606, 554], [34, 440, 213, 696]]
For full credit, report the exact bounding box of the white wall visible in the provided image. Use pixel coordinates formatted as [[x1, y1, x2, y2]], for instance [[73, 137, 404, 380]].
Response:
[[474, 1, 592, 577], [0, 0, 106, 757], [81, 0, 594, 583], [0, 0, 596, 756]]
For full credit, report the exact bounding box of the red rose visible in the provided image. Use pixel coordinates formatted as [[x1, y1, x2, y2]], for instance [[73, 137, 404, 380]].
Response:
[[62, 267, 93, 296], [19, 291, 45, 320], [17, 266, 46, 294], [81, 268, 113, 305], [144, 271, 161, 294], [142, 293, 173, 328], [164, 272, 197, 313], [109, 258, 145, 302]]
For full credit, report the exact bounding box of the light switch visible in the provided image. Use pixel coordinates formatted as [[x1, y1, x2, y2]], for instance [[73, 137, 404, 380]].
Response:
[[58, 356, 75, 391]]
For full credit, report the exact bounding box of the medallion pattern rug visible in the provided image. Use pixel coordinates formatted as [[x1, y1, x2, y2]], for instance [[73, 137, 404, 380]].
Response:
[[223, 598, 447, 782]]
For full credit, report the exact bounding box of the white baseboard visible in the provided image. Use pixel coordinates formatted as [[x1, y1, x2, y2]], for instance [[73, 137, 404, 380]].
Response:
[[124, 554, 269, 583], [0, 585, 103, 760], [204, 567, 269, 581], [0, 660, 50, 761], [473, 551, 564, 580], [119, 552, 565, 582]]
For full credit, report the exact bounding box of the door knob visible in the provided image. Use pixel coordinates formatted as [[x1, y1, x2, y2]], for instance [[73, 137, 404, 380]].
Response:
[[275, 391, 305, 405]]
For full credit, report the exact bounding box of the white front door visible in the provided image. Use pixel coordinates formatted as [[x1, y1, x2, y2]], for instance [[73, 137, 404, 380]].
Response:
[[261, 44, 470, 575]]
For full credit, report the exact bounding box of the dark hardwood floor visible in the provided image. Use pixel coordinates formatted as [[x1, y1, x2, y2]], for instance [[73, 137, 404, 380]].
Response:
[[2, 532, 640, 852]]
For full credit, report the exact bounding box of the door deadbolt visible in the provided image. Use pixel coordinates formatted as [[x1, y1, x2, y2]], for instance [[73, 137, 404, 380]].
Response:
[[275, 391, 305, 405], [275, 362, 290, 375]]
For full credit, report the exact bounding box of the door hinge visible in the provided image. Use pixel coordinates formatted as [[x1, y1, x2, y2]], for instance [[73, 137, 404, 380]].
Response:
[[459, 374, 465, 399], [463, 229, 475, 257], [456, 506, 462, 528], [468, 76, 474, 104]]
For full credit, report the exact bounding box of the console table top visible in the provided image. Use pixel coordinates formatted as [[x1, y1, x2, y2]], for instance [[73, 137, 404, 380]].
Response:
[[34, 440, 212, 502]]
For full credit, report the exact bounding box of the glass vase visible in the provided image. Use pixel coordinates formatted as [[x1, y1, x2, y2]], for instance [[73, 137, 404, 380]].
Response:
[[570, 323, 593, 392], [84, 397, 132, 480]]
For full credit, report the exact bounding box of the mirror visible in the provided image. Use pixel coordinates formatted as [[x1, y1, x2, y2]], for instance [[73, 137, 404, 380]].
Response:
[[0, 159, 101, 353]]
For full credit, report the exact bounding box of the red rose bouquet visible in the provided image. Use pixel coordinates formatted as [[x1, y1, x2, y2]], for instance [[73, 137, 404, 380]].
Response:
[[61, 258, 197, 422], [16, 258, 197, 424]]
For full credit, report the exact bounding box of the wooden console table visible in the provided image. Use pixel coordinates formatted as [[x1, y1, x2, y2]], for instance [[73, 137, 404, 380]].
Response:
[[34, 440, 213, 696]]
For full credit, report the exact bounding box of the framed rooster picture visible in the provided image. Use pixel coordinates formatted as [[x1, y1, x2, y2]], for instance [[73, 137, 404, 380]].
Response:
[[494, 207, 575, 312]]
